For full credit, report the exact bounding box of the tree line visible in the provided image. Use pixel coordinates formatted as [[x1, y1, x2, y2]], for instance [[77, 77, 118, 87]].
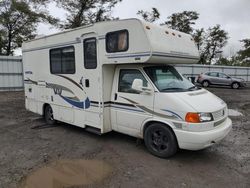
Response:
[[0, 0, 249, 66]]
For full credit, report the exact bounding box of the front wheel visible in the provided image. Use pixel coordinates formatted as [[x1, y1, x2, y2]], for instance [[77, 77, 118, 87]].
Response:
[[44, 105, 56, 125], [231, 82, 239, 89], [144, 123, 178, 158], [202, 80, 209, 87]]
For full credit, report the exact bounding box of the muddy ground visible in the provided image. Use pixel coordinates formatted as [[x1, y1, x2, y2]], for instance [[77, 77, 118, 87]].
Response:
[[0, 86, 249, 188]]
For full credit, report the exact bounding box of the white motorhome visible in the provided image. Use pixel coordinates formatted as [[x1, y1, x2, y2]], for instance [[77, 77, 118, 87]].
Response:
[[22, 19, 232, 157]]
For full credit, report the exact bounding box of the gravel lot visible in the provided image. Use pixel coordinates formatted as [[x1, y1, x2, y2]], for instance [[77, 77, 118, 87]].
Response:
[[0, 87, 249, 188]]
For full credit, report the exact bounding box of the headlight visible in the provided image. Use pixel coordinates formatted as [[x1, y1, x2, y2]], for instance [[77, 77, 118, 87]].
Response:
[[199, 113, 213, 122], [185, 112, 213, 123]]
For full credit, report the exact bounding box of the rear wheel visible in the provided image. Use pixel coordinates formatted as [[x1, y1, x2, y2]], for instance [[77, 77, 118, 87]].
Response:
[[202, 80, 209, 87], [144, 123, 177, 158], [231, 82, 239, 89], [44, 105, 56, 125]]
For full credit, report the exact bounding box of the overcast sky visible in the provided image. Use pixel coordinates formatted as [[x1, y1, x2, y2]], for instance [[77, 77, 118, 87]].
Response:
[[36, 0, 250, 57]]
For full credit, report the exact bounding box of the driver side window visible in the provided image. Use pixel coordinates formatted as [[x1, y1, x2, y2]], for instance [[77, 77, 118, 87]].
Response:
[[118, 69, 148, 94]]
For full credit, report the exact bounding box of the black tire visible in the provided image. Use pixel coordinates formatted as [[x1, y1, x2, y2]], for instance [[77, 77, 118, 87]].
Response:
[[231, 82, 239, 89], [44, 105, 56, 125], [144, 123, 178, 158], [202, 80, 210, 87]]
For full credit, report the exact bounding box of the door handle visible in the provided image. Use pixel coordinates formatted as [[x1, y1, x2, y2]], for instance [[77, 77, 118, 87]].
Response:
[[114, 93, 117, 101], [85, 79, 89, 87]]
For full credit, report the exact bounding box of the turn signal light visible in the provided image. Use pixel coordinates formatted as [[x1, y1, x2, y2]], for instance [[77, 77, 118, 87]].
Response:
[[185, 113, 200, 123]]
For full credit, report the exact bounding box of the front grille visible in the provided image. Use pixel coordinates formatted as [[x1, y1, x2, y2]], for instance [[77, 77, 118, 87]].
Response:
[[212, 108, 225, 121], [214, 117, 227, 127]]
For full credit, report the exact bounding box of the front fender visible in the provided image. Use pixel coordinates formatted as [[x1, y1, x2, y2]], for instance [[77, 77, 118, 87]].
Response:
[[140, 117, 177, 138]]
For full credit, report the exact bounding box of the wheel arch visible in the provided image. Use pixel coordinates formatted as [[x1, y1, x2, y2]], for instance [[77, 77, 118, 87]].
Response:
[[141, 119, 176, 138], [141, 119, 179, 148], [231, 81, 240, 88], [42, 103, 50, 116], [202, 79, 210, 84]]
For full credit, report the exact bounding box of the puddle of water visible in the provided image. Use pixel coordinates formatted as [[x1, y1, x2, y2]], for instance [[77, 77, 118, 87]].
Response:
[[228, 109, 243, 117], [19, 159, 112, 188]]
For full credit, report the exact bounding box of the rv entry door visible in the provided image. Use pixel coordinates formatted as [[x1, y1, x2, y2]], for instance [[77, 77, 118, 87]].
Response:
[[81, 33, 102, 128]]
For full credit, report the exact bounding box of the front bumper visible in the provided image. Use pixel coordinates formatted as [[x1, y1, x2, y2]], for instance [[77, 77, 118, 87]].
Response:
[[174, 118, 232, 150], [240, 82, 247, 87]]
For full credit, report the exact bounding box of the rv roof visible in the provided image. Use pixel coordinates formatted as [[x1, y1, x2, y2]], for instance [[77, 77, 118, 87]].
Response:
[[24, 18, 145, 43], [22, 18, 199, 65]]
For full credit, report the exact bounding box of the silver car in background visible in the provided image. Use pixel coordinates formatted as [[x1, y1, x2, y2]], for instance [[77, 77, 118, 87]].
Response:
[[197, 71, 246, 89]]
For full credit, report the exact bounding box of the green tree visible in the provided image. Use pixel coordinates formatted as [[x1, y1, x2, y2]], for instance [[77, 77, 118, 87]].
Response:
[[0, 0, 57, 55], [137, 7, 160, 23], [237, 39, 250, 66], [193, 28, 205, 50], [198, 25, 228, 64], [164, 11, 199, 34], [56, 0, 122, 29]]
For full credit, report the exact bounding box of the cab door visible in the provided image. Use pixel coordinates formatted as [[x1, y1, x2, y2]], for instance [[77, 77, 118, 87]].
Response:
[[111, 67, 154, 137]]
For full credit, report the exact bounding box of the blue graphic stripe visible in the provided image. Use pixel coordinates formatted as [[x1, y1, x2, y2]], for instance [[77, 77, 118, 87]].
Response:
[[107, 54, 150, 59], [106, 51, 199, 60], [107, 52, 151, 59], [90, 103, 144, 113], [60, 96, 90, 109], [153, 51, 199, 58], [161, 109, 183, 120], [110, 105, 145, 112], [152, 52, 199, 60]]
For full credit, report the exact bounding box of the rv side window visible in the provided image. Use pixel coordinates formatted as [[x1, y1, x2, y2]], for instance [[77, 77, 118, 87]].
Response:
[[118, 69, 148, 94], [106, 30, 128, 53], [84, 38, 97, 69], [50, 46, 75, 74]]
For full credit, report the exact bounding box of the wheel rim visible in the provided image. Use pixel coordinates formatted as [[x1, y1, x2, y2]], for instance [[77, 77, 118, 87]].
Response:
[[47, 107, 54, 121], [150, 130, 169, 153], [233, 83, 239, 88], [203, 81, 208, 87]]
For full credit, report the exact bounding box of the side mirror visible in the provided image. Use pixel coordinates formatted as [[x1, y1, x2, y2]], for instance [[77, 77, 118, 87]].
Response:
[[227, 76, 231, 79], [132, 79, 153, 94]]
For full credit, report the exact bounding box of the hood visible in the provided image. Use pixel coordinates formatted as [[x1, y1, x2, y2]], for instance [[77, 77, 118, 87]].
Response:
[[174, 88, 226, 112]]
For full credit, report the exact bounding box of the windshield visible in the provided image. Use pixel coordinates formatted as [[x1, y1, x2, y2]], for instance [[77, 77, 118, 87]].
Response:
[[144, 66, 198, 92]]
